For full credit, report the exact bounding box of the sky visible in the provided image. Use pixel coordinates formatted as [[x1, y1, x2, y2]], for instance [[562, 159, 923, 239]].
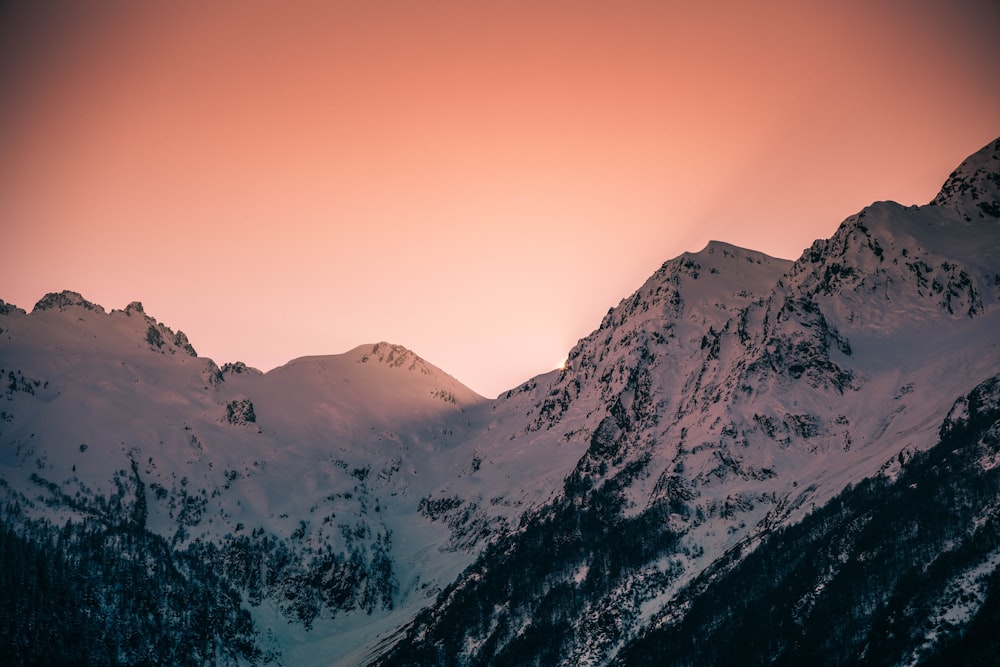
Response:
[[1, 1, 999, 398]]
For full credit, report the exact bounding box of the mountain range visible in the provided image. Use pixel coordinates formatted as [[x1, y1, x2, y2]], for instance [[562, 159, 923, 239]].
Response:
[[1, 136, 998, 666]]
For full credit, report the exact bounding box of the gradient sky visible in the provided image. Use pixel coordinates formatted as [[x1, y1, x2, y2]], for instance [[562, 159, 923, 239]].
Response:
[[2, 1, 999, 397]]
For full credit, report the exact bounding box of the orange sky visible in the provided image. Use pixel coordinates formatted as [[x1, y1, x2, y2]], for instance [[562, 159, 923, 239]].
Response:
[[2, 1, 999, 397]]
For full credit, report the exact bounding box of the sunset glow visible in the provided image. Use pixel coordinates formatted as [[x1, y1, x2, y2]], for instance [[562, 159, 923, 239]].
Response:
[[2, 1, 999, 397]]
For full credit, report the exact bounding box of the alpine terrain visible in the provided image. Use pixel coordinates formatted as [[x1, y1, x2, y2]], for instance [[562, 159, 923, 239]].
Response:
[[2, 136, 999, 666]]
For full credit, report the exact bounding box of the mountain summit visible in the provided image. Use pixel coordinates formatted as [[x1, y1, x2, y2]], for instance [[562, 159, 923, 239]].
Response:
[[2, 135, 999, 666], [931, 136, 1000, 220]]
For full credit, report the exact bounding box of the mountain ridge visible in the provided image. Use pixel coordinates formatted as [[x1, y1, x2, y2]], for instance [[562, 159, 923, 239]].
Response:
[[373, 135, 1000, 665], [1, 135, 999, 666]]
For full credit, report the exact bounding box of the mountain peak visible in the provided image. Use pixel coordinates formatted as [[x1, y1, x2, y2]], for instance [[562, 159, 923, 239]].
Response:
[[0, 299, 26, 316], [699, 239, 742, 253], [124, 301, 145, 315], [930, 136, 1000, 220], [32, 290, 105, 314], [352, 341, 434, 375], [686, 240, 790, 265]]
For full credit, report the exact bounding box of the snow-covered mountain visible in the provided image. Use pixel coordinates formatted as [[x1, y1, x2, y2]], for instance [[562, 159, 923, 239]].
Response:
[[0, 300, 492, 664], [376, 136, 1000, 665], [2, 136, 999, 666]]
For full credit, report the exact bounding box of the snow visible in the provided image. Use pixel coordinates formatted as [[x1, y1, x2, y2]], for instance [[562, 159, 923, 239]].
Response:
[[904, 549, 1000, 667]]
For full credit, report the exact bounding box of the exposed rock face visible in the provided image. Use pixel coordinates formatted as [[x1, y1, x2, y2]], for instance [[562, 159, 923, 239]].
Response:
[[932, 136, 1000, 220], [226, 397, 257, 425], [33, 290, 105, 313]]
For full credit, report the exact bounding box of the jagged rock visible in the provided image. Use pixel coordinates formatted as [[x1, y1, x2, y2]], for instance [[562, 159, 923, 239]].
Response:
[[221, 361, 261, 375], [226, 398, 257, 425], [173, 330, 197, 357], [932, 136, 1000, 220], [32, 290, 105, 313], [0, 299, 26, 316]]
